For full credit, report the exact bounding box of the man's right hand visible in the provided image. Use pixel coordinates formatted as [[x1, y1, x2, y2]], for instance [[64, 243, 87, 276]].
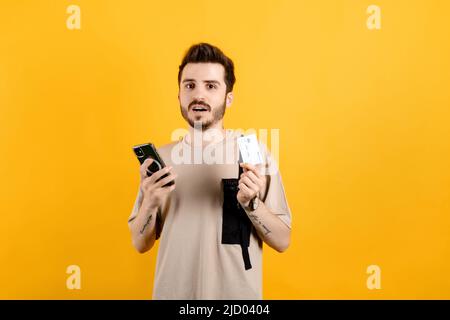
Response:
[[139, 158, 177, 211]]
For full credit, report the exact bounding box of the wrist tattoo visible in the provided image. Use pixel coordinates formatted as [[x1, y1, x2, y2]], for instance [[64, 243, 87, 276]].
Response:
[[140, 214, 153, 234], [248, 213, 272, 237]]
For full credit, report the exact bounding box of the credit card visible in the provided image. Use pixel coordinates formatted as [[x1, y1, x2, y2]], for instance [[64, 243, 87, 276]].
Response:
[[237, 134, 263, 165]]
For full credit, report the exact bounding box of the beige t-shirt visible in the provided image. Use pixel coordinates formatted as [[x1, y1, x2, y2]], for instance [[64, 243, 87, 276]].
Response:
[[128, 129, 292, 300]]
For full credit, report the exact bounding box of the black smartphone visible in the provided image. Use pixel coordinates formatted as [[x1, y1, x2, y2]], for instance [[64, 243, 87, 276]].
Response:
[[132, 143, 174, 187]]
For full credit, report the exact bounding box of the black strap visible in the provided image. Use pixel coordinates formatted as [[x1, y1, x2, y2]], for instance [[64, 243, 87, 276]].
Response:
[[238, 146, 252, 270], [239, 205, 252, 270]]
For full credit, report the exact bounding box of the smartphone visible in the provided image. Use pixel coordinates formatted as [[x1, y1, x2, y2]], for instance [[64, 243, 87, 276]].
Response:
[[132, 143, 174, 187]]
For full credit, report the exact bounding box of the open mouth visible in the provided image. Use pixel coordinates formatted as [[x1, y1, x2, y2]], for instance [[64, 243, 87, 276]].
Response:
[[191, 105, 209, 112]]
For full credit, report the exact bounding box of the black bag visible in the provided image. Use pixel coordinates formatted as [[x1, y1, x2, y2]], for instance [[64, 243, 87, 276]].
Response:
[[221, 160, 253, 270]]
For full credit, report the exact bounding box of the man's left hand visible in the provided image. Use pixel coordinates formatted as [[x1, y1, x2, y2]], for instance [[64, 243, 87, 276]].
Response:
[[237, 163, 266, 208]]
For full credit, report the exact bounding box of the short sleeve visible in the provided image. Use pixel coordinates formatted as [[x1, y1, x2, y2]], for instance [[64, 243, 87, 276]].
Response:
[[259, 143, 292, 229]]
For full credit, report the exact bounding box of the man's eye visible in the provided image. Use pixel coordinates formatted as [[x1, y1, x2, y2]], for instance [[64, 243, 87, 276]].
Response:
[[185, 83, 194, 89], [207, 84, 216, 89]]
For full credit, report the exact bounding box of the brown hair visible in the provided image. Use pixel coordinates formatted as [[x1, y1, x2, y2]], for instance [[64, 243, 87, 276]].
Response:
[[178, 43, 236, 93]]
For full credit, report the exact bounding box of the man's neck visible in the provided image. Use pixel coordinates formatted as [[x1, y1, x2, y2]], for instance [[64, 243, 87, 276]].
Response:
[[186, 123, 226, 148]]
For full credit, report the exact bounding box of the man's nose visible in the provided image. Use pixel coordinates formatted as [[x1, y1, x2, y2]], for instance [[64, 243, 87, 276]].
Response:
[[192, 86, 207, 100]]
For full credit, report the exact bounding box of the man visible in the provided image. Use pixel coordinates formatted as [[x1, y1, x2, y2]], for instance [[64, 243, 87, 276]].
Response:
[[128, 43, 292, 299]]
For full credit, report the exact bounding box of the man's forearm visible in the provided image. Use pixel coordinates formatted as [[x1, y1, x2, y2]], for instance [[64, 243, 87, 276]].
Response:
[[243, 201, 291, 252], [128, 201, 159, 253]]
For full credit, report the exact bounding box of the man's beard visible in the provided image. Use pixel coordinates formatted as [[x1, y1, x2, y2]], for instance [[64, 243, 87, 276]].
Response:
[[180, 97, 226, 131]]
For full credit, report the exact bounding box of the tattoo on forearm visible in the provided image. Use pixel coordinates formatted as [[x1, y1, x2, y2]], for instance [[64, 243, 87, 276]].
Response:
[[140, 214, 153, 234], [128, 216, 136, 223], [248, 213, 272, 237], [262, 224, 272, 236]]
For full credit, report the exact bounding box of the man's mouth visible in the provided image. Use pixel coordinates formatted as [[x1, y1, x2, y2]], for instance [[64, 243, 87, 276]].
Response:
[[191, 105, 209, 112]]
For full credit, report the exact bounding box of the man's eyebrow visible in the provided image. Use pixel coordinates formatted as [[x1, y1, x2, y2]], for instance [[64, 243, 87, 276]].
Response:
[[182, 79, 221, 85], [204, 80, 221, 85]]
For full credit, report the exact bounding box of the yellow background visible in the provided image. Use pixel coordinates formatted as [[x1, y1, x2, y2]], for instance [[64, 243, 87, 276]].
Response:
[[1, 0, 449, 299]]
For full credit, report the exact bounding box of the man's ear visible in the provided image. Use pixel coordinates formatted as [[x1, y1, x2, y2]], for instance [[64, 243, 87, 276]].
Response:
[[226, 92, 234, 108]]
